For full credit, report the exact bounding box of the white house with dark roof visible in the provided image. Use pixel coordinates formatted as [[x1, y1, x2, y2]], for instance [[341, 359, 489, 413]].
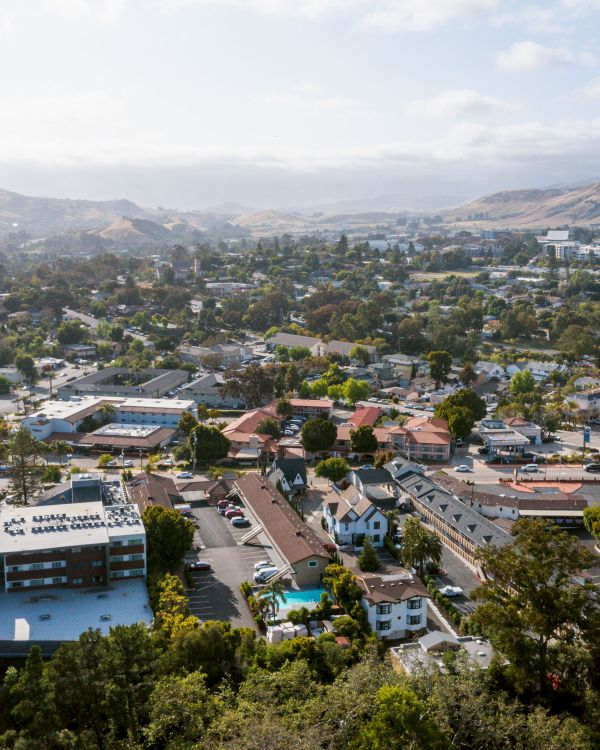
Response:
[[358, 571, 429, 639], [267, 457, 307, 496], [323, 485, 388, 547]]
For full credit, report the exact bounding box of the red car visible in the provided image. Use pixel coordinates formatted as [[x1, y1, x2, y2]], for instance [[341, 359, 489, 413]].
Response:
[[224, 508, 244, 519]]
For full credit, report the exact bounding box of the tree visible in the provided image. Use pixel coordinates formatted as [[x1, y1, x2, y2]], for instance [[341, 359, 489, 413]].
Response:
[[153, 573, 198, 640], [178, 411, 198, 435], [289, 346, 312, 361], [56, 319, 87, 345], [436, 388, 487, 422], [40, 464, 62, 484], [197, 402, 210, 422], [428, 350, 452, 387], [261, 578, 287, 621], [192, 423, 231, 464], [0, 374, 11, 394], [459, 362, 477, 386], [472, 518, 598, 695], [343, 378, 370, 405], [447, 406, 475, 439], [220, 363, 277, 408], [52, 440, 71, 466], [256, 416, 281, 439], [509, 369, 537, 396], [583, 505, 600, 543], [98, 453, 114, 467], [14, 352, 37, 382], [349, 345, 371, 366], [8, 429, 42, 505], [401, 517, 442, 578], [275, 397, 293, 419], [352, 685, 447, 750], [301, 418, 337, 453], [350, 425, 378, 455], [142, 506, 195, 574], [374, 449, 396, 468], [357, 536, 380, 572], [315, 457, 350, 483]]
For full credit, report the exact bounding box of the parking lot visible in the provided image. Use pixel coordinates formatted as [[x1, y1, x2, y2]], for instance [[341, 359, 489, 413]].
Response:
[[184, 500, 284, 628]]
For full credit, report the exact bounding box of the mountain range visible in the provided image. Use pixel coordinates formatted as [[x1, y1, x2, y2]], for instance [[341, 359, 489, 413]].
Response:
[[1, 181, 600, 244]]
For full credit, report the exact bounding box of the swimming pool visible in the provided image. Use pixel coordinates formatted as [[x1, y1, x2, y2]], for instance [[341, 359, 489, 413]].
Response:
[[275, 588, 328, 612]]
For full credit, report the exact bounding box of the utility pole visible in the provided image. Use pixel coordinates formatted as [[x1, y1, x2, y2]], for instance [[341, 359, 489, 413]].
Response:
[[191, 430, 198, 475]]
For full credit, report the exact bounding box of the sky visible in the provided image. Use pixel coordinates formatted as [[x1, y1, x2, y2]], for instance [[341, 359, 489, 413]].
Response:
[[1, 0, 600, 210]]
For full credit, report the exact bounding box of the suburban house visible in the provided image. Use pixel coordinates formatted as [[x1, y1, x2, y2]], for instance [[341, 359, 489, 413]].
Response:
[[349, 468, 397, 503], [569, 388, 600, 417], [474, 361, 506, 381], [267, 457, 307, 496], [265, 332, 320, 351], [313, 340, 378, 362], [62, 343, 97, 360], [265, 333, 377, 362], [221, 408, 277, 461], [357, 571, 429, 639], [126, 472, 180, 513], [232, 474, 330, 586], [392, 631, 496, 673], [323, 486, 388, 547], [388, 416, 452, 463]]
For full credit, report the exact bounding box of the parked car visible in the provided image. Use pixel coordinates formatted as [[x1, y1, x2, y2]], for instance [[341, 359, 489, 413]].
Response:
[[519, 464, 540, 473], [254, 567, 279, 584], [123, 460, 134, 468], [189, 560, 211, 571], [439, 585, 463, 597], [176, 471, 194, 479], [454, 465, 471, 473], [231, 516, 250, 527], [254, 560, 274, 571], [106, 460, 118, 467], [584, 463, 600, 473], [218, 504, 237, 515], [477, 447, 489, 455], [225, 508, 244, 519]]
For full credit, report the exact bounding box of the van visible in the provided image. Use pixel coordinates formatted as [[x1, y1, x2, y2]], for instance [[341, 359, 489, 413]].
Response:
[[254, 567, 279, 584]]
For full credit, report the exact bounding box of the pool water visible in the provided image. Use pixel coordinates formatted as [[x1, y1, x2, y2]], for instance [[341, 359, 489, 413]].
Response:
[[276, 588, 327, 611]]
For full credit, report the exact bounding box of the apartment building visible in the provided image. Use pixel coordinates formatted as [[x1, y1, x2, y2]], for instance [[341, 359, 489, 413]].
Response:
[[388, 416, 452, 463], [0, 502, 146, 593]]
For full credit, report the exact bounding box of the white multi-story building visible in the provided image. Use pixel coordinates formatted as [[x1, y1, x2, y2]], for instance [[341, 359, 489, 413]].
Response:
[[358, 571, 429, 639], [323, 486, 388, 547]]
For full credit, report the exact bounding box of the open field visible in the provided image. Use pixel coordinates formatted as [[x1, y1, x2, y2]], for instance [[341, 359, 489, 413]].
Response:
[[409, 270, 481, 281]]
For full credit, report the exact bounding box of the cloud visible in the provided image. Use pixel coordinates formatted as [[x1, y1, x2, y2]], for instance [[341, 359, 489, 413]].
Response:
[[267, 83, 363, 115], [407, 89, 515, 117], [583, 79, 600, 98], [153, 0, 359, 19], [364, 0, 499, 30], [495, 40, 595, 71]]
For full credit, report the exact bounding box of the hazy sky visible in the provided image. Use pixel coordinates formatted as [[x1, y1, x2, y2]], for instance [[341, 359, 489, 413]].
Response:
[[2, 0, 600, 210]]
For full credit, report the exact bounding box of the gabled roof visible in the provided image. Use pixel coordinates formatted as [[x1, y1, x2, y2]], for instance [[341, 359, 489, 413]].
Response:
[[268, 457, 307, 486], [222, 408, 274, 436], [358, 573, 429, 605], [348, 406, 381, 428], [353, 468, 393, 485]]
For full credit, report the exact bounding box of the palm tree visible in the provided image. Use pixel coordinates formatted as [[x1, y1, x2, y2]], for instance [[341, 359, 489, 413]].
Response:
[[261, 578, 286, 622], [401, 516, 442, 578], [100, 403, 116, 425], [385, 507, 402, 537], [53, 440, 71, 466]]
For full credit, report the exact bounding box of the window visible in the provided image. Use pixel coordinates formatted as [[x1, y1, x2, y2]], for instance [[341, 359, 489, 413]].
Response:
[[72, 578, 83, 584], [112, 541, 123, 547], [376, 620, 391, 631], [10, 565, 20, 573], [308, 560, 318, 568], [376, 604, 391, 615], [129, 568, 144, 576], [52, 577, 64, 584], [91, 560, 103, 567], [373, 521, 381, 530], [111, 556, 124, 562], [373, 534, 380, 543], [31, 563, 44, 571], [28, 578, 45, 587], [130, 553, 143, 561], [9, 581, 23, 588], [407, 614, 421, 625], [128, 538, 143, 545], [51, 561, 64, 569], [344, 523, 349, 531], [365, 522, 370, 530], [407, 597, 422, 610]]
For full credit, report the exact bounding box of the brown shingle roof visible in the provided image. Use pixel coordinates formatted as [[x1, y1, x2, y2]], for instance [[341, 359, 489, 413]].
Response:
[[358, 573, 430, 605], [234, 473, 329, 565]]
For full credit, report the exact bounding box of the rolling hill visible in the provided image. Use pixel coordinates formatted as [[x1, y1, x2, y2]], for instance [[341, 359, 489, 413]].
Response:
[[451, 181, 600, 228]]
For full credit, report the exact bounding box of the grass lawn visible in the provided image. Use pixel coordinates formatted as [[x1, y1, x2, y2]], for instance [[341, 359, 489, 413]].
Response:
[[410, 270, 481, 281]]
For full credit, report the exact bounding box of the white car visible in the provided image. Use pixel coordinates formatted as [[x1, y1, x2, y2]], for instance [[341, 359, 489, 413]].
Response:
[[254, 560, 274, 571], [439, 585, 463, 597], [519, 464, 540, 473], [123, 459, 134, 468], [454, 465, 471, 473]]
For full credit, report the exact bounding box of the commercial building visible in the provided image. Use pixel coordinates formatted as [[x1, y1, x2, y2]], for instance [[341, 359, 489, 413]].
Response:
[[78, 423, 176, 453], [57, 367, 189, 400], [0, 501, 146, 593], [396, 471, 510, 573], [357, 571, 429, 639], [233, 473, 330, 587]]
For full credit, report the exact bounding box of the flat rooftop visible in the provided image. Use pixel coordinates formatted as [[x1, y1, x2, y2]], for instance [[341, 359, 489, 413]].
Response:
[[0, 501, 144, 554], [0, 579, 152, 642], [93, 423, 158, 439]]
